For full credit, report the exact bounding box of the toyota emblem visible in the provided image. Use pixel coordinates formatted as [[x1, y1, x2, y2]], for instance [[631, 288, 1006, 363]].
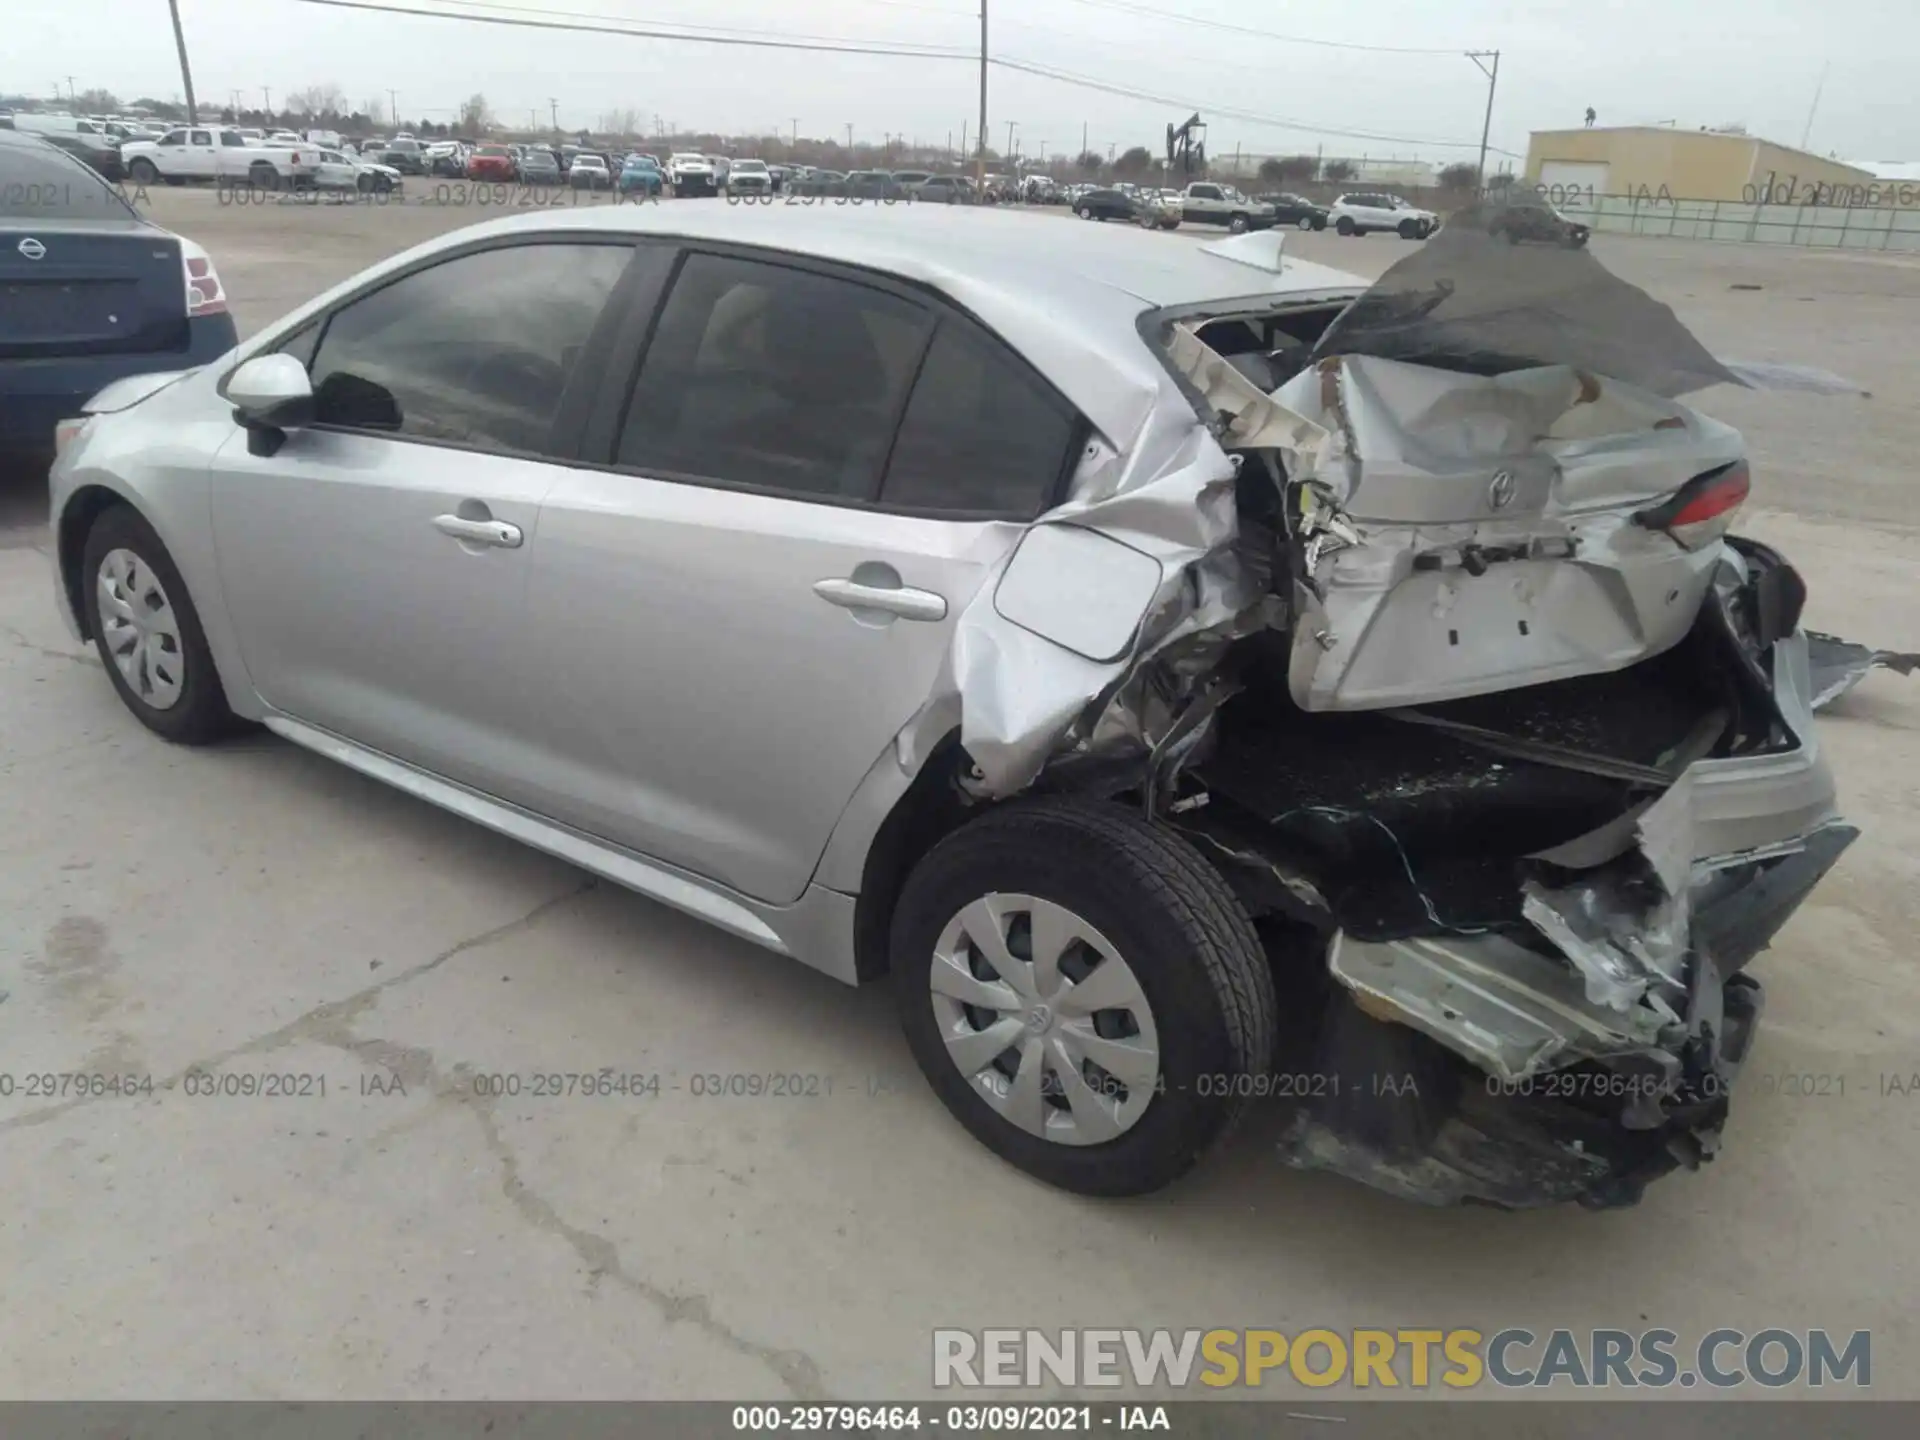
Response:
[[17, 237, 47, 260], [1487, 470, 1516, 509]]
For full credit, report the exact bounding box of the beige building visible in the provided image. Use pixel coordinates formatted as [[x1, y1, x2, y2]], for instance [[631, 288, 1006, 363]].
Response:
[[1524, 127, 1877, 202]]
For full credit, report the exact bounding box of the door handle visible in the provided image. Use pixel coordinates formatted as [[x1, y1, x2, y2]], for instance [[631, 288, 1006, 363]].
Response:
[[433, 514, 523, 549], [813, 577, 947, 622]]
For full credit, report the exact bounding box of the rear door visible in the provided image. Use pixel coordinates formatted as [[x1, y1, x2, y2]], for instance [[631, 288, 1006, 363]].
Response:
[[0, 148, 186, 362], [523, 247, 1084, 904]]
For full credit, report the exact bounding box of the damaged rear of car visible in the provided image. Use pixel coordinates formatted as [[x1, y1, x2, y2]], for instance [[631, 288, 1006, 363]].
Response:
[[925, 202, 1878, 1208]]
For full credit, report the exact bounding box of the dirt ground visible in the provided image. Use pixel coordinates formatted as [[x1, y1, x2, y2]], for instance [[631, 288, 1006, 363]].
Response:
[[1, 189, 1916, 1405]]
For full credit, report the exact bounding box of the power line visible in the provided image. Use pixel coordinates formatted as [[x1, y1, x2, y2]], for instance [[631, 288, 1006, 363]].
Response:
[[991, 55, 1503, 152], [373, 0, 970, 50], [1045, 0, 1470, 56], [283, 0, 974, 58], [276, 0, 1517, 154]]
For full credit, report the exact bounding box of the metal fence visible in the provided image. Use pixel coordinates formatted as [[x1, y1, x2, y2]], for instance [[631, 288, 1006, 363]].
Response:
[[1556, 193, 1920, 252]]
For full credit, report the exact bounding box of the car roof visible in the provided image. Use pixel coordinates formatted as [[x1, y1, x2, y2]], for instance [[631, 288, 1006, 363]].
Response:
[[355, 203, 1362, 443]]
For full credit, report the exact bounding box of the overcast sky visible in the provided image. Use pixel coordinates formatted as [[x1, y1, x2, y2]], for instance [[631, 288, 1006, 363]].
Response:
[[8, 0, 1912, 165]]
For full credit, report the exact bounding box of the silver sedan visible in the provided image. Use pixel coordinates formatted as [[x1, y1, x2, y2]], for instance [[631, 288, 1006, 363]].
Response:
[[47, 202, 1859, 1206]]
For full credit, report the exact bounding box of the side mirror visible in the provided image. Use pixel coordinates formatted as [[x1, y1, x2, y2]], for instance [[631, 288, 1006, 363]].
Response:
[[227, 353, 313, 455]]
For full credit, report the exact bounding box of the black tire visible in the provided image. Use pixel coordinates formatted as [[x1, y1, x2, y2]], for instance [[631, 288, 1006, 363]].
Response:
[[356, 172, 374, 193], [80, 505, 239, 746], [128, 158, 159, 185], [1075, 205, 1091, 219], [1228, 212, 1250, 234], [248, 162, 280, 192], [890, 797, 1277, 1197], [1398, 219, 1420, 239], [1335, 215, 1356, 235], [1296, 214, 1314, 230]]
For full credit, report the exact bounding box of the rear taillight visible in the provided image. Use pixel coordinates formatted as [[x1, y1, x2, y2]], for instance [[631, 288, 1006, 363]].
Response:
[[180, 237, 228, 317], [1634, 459, 1750, 550]]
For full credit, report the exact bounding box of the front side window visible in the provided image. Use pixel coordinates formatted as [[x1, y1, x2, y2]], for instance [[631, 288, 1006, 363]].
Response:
[[305, 243, 631, 457], [617, 253, 931, 503], [881, 320, 1078, 518], [188, 130, 211, 146], [158, 129, 186, 145]]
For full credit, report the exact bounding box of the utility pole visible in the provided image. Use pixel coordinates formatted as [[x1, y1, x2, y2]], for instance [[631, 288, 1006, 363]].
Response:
[[960, 120, 968, 159], [549, 97, 558, 131], [388, 89, 398, 127], [976, 0, 988, 182], [1005, 120, 1016, 165], [166, 1, 198, 123], [791, 117, 799, 146], [262, 86, 272, 117], [1081, 120, 1087, 161], [1800, 62, 1829, 149], [846, 122, 853, 148], [1467, 50, 1499, 192], [66, 76, 77, 102]]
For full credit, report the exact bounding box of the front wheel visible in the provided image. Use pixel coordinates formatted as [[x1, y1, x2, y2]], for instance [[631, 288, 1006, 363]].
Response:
[[1228, 212, 1250, 234], [356, 172, 374, 193], [80, 506, 240, 745], [891, 798, 1277, 1197]]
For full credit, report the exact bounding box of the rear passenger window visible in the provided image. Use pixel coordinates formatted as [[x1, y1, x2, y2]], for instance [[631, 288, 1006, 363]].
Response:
[[617, 253, 931, 502], [305, 242, 630, 457], [881, 321, 1078, 518]]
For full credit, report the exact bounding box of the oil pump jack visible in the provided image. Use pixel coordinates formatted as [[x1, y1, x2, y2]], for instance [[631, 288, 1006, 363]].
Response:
[[1166, 112, 1206, 176]]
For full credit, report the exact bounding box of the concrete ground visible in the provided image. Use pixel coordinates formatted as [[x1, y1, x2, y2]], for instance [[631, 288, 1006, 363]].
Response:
[[2, 189, 1918, 1402]]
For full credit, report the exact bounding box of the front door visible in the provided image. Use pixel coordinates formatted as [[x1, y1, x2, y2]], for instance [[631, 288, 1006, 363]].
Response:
[[209, 238, 638, 801]]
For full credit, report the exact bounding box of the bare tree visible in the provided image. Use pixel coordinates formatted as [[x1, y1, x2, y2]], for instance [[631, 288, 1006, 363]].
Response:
[[287, 83, 347, 118], [1276, 154, 1318, 184], [1075, 150, 1102, 175], [1113, 145, 1152, 178], [1438, 162, 1480, 192], [1257, 157, 1288, 185], [1323, 159, 1356, 182], [73, 88, 120, 113], [458, 93, 492, 134]]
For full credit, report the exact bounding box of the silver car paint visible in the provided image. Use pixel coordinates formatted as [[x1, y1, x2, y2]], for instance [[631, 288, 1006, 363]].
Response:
[[48, 205, 1845, 997]]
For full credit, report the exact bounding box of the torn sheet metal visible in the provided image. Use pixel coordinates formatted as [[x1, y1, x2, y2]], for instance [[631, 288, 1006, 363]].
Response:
[[1805, 630, 1920, 710], [919, 323, 1327, 798], [1310, 201, 1873, 400]]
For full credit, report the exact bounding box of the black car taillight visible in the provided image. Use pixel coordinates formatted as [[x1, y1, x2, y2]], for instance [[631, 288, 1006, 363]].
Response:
[[1634, 459, 1751, 550]]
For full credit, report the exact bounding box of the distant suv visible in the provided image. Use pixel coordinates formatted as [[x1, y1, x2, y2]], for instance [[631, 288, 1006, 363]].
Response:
[[1488, 197, 1589, 248], [1327, 192, 1437, 238], [726, 158, 772, 196]]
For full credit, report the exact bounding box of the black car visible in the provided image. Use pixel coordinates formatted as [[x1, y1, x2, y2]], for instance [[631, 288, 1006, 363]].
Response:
[[844, 170, 907, 200], [1489, 199, 1590, 248], [1252, 191, 1329, 230], [1071, 187, 1143, 222], [374, 139, 428, 175], [0, 130, 238, 463], [8, 123, 127, 182]]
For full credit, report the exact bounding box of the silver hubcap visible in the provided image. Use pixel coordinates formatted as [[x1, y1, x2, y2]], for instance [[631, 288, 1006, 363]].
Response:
[[929, 893, 1161, 1146], [96, 548, 185, 710]]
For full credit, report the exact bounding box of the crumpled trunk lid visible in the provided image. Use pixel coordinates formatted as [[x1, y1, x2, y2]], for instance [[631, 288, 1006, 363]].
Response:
[[1269, 354, 1745, 711]]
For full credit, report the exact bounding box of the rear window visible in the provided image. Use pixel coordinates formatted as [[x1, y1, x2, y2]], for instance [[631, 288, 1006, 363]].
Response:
[[477, 146, 509, 157], [0, 141, 136, 219]]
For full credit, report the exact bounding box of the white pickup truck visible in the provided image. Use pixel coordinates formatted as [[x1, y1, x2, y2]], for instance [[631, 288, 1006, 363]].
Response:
[[120, 125, 320, 189]]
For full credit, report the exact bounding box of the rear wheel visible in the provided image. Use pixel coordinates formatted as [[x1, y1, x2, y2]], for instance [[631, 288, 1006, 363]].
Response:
[[80, 506, 239, 746], [1296, 214, 1315, 230], [891, 797, 1277, 1197], [1336, 215, 1357, 235], [248, 161, 280, 191], [1075, 204, 1092, 219], [128, 158, 159, 185]]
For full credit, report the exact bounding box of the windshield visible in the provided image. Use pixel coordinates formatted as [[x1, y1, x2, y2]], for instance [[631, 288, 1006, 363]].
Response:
[[734, 161, 767, 173], [0, 140, 138, 219], [1311, 198, 1740, 397]]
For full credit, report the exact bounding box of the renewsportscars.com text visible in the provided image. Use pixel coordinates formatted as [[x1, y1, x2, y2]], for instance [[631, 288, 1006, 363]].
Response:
[[932, 1327, 1871, 1390]]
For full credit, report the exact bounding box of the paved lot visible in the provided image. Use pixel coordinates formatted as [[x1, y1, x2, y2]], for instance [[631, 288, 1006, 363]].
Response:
[[2, 190, 1918, 1402]]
